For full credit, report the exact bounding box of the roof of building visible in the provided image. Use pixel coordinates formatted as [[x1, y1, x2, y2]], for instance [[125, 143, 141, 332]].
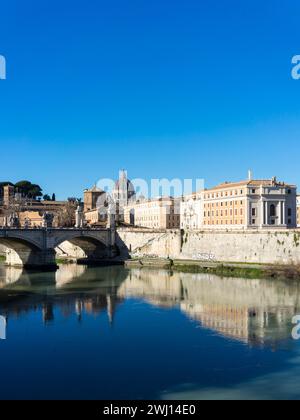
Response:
[[205, 179, 296, 192], [84, 185, 104, 193], [42, 200, 68, 205]]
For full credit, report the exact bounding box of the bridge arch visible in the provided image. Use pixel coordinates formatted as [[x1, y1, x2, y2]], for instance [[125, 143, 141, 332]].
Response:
[[0, 237, 46, 268], [53, 232, 113, 262]]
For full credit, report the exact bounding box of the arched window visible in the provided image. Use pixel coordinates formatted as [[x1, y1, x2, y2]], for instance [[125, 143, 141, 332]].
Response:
[[270, 204, 276, 217]]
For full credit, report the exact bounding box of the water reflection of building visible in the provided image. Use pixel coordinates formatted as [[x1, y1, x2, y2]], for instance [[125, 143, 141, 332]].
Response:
[[1, 264, 300, 347], [118, 269, 300, 346]]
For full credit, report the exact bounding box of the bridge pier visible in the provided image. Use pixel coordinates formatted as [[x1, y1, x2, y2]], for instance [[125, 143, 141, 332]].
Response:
[[5, 248, 58, 271]]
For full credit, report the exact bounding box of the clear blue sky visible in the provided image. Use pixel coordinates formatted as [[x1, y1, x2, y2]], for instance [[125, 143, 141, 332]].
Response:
[[0, 0, 300, 199]]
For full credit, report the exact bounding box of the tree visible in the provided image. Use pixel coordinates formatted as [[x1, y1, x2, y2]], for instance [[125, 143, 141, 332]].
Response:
[[0, 182, 14, 188], [43, 194, 51, 201], [52, 193, 56, 201], [68, 197, 81, 204], [57, 201, 77, 227], [15, 181, 43, 199]]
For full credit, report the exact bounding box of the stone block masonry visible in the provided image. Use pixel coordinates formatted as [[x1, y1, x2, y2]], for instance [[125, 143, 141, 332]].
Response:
[[116, 228, 300, 266]]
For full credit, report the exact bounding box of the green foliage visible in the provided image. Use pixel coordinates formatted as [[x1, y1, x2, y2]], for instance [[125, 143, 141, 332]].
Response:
[[43, 194, 51, 201], [56, 258, 75, 265], [15, 180, 43, 199], [173, 263, 265, 279], [0, 182, 14, 188], [294, 233, 300, 247], [67, 197, 82, 204]]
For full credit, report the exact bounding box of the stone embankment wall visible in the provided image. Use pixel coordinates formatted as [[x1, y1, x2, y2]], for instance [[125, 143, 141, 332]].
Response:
[[0, 245, 6, 256], [117, 228, 300, 265]]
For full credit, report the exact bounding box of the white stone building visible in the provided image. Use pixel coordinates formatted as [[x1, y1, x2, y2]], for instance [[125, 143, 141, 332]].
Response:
[[112, 170, 136, 223], [124, 197, 180, 229], [180, 192, 203, 230]]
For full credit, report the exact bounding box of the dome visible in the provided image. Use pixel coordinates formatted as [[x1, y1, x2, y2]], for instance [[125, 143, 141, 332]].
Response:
[[114, 170, 135, 198]]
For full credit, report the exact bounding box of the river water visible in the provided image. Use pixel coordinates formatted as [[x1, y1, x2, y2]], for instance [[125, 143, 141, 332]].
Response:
[[0, 263, 300, 400]]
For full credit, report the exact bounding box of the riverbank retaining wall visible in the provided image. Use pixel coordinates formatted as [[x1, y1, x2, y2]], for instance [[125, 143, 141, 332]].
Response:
[[116, 228, 300, 265], [0, 244, 5, 256]]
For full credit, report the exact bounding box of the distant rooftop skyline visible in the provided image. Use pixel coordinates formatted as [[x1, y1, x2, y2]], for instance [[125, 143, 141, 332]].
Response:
[[0, 0, 300, 199]]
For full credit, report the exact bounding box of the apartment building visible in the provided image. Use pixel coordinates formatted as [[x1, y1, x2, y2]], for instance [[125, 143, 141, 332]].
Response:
[[201, 177, 297, 229], [124, 197, 180, 229]]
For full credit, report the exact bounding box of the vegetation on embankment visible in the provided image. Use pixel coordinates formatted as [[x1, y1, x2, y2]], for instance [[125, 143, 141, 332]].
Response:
[[126, 257, 300, 280], [172, 261, 300, 280], [56, 258, 76, 265], [173, 263, 265, 279], [0, 255, 6, 263]]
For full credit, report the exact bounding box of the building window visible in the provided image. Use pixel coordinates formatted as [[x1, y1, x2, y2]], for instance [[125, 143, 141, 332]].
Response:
[[270, 204, 276, 217], [252, 219, 256, 225], [288, 219, 292, 225], [252, 189, 256, 194], [288, 208, 292, 217], [252, 208, 256, 216]]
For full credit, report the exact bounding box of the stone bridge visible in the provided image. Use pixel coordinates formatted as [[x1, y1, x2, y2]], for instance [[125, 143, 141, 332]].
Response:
[[0, 228, 117, 270]]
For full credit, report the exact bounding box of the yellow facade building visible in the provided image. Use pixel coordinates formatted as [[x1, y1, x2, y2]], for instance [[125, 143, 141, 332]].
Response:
[[201, 177, 297, 229]]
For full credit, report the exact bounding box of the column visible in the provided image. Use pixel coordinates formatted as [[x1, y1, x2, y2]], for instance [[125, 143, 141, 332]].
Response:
[[282, 201, 286, 225], [260, 200, 264, 227], [278, 201, 282, 226], [265, 201, 268, 226]]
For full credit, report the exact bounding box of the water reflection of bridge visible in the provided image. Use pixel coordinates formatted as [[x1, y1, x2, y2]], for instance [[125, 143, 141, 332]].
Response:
[[0, 265, 299, 346], [0, 265, 127, 325]]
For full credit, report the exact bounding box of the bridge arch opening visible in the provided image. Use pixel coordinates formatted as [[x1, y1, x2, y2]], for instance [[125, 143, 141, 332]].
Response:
[[0, 237, 54, 268], [55, 236, 112, 263]]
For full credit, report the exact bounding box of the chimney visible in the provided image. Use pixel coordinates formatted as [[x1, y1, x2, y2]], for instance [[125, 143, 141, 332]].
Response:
[[248, 170, 253, 181]]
